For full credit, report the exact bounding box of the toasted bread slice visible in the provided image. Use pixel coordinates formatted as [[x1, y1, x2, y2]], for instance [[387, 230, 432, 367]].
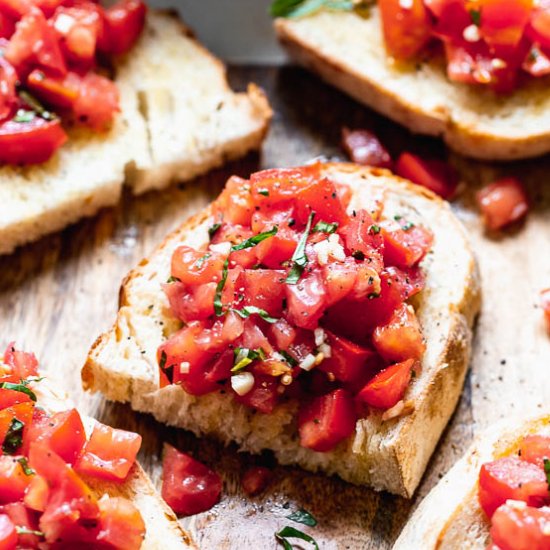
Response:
[[393, 414, 550, 549], [83, 163, 480, 498], [274, 10, 550, 161], [34, 380, 195, 549], [0, 10, 271, 256]]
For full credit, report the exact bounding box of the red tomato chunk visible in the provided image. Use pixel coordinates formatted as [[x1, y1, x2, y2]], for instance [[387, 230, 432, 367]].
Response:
[[161, 444, 222, 516], [241, 466, 272, 496], [159, 165, 433, 453], [0, 344, 146, 549]]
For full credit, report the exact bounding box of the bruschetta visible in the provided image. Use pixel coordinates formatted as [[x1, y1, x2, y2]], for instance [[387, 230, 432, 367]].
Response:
[[393, 413, 550, 549], [83, 162, 480, 498], [0, 344, 194, 549], [273, 1, 550, 161], [0, 2, 271, 255]]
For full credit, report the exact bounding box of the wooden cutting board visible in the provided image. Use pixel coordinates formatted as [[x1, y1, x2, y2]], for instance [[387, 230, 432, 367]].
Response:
[[1, 66, 549, 549]]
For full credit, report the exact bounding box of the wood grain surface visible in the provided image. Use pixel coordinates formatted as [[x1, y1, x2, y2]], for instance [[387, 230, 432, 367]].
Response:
[[1, 66, 549, 549]]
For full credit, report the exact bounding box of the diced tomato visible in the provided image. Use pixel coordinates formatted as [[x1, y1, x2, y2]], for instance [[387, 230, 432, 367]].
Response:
[[1, 501, 40, 548], [428, 0, 472, 39], [75, 421, 141, 481], [164, 280, 216, 322], [294, 177, 348, 226], [0, 514, 16, 550], [2, 344, 38, 382], [479, 456, 549, 517], [24, 473, 49, 511], [541, 288, 550, 333], [341, 209, 384, 270], [0, 56, 17, 122], [0, 117, 67, 164], [5, 7, 66, 75], [171, 245, 226, 286], [240, 269, 286, 317], [490, 503, 550, 550], [298, 389, 356, 452], [254, 228, 298, 269], [214, 176, 254, 225], [267, 318, 297, 350], [0, 13, 16, 39], [0, 388, 32, 409], [372, 303, 426, 363], [341, 127, 393, 169], [476, 177, 529, 231], [396, 152, 459, 200], [378, 0, 432, 59], [241, 466, 272, 496], [518, 434, 550, 468], [322, 258, 359, 305], [0, 455, 33, 504], [96, 496, 146, 550], [357, 358, 415, 409], [0, 401, 34, 455], [523, 44, 550, 76], [26, 69, 80, 110], [285, 270, 327, 330], [318, 331, 376, 386], [528, 4, 550, 49], [24, 408, 86, 464], [99, 0, 146, 56], [234, 368, 279, 414], [72, 72, 119, 130], [0, 0, 31, 20], [382, 221, 433, 268], [161, 444, 222, 516]]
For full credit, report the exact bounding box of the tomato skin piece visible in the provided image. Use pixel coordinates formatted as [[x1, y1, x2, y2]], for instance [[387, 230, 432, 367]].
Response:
[[99, 0, 146, 56], [285, 270, 327, 330], [2, 344, 38, 382], [298, 389, 356, 452], [357, 358, 415, 409], [479, 456, 549, 518], [396, 152, 459, 200], [161, 444, 222, 516], [382, 222, 434, 269], [480, 0, 533, 52], [378, 0, 432, 60], [0, 117, 67, 165], [490, 503, 550, 550], [241, 269, 286, 317], [171, 245, 226, 286], [341, 209, 384, 271], [540, 289, 550, 333], [0, 514, 16, 550], [23, 473, 49, 511], [214, 175, 254, 225], [241, 466, 272, 496], [96, 496, 146, 550], [341, 127, 392, 169], [372, 303, 426, 363], [74, 421, 141, 481], [26, 69, 80, 110], [0, 455, 33, 504], [477, 177, 529, 231]]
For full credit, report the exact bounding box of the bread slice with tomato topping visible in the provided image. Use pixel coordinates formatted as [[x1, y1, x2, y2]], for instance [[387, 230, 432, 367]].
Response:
[[0, 9, 271, 255], [83, 162, 480, 498], [393, 414, 550, 549], [274, 8, 550, 161]]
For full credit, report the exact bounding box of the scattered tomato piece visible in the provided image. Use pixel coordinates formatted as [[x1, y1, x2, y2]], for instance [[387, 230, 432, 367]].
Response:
[[241, 466, 272, 497], [341, 128, 392, 169]]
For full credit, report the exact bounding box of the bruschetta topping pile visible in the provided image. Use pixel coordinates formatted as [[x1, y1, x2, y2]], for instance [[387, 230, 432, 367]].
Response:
[[0, 344, 145, 549], [0, 0, 146, 165], [158, 164, 433, 453], [479, 434, 550, 550]]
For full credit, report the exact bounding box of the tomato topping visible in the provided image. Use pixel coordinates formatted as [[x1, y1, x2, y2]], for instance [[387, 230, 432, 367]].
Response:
[[96, 496, 146, 549], [24, 473, 49, 511], [74, 421, 141, 481], [241, 466, 272, 496], [0, 455, 33, 504], [541, 288, 550, 333], [161, 444, 222, 516], [357, 358, 415, 409], [298, 389, 356, 452], [161, 167, 431, 452], [99, 0, 147, 56], [341, 127, 393, 169], [0, 56, 17, 122], [477, 177, 529, 231], [518, 435, 550, 468], [0, 515, 16, 550], [479, 456, 549, 518], [0, 401, 34, 455], [490, 503, 550, 550], [2, 344, 38, 382], [396, 152, 459, 200]]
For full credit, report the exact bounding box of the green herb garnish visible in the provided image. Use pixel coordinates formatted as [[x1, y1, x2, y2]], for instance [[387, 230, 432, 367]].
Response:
[[258, 188, 270, 196], [275, 526, 319, 550], [18, 91, 55, 121], [15, 526, 44, 537], [287, 508, 317, 527], [232, 347, 266, 373], [231, 227, 278, 252], [13, 109, 36, 123], [214, 259, 230, 316], [2, 417, 25, 455], [544, 458, 550, 491], [17, 457, 35, 476], [194, 252, 211, 269], [312, 221, 338, 234], [402, 221, 415, 231], [369, 224, 381, 235], [270, 0, 354, 19], [286, 211, 315, 285], [208, 223, 222, 240], [232, 305, 278, 324], [280, 350, 298, 367], [470, 8, 481, 26], [166, 275, 181, 283]]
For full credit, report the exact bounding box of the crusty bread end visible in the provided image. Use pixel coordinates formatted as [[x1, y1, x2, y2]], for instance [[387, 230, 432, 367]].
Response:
[[274, 10, 550, 161], [83, 163, 480, 498]]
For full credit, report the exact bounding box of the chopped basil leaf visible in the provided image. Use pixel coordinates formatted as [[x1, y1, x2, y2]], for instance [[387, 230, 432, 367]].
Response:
[[312, 221, 338, 234], [159, 351, 167, 370], [166, 275, 181, 283], [194, 252, 211, 269], [369, 224, 381, 235], [214, 258, 230, 316], [280, 350, 298, 367], [287, 508, 317, 527], [0, 381, 37, 402], [231, 227, 278, 252], [258, 188, 270, 196], [13, 109, 36, 123], [393, 215, 403, 221], [286, 212, 315, 285], [17, 457, 35, 476], [15, 526, 44, 537], [544, 458, 550, 491], [208, 223, 222, 239], [232, 347, 266, 373], [470, 8, 481, 26], [232, 305, 278, 324], [270, 0, 353, 19], [275, 526, 319, 550], [2, 417, 25, 455], [18, 91, 55, 121], [402, 221, 415, 231]]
